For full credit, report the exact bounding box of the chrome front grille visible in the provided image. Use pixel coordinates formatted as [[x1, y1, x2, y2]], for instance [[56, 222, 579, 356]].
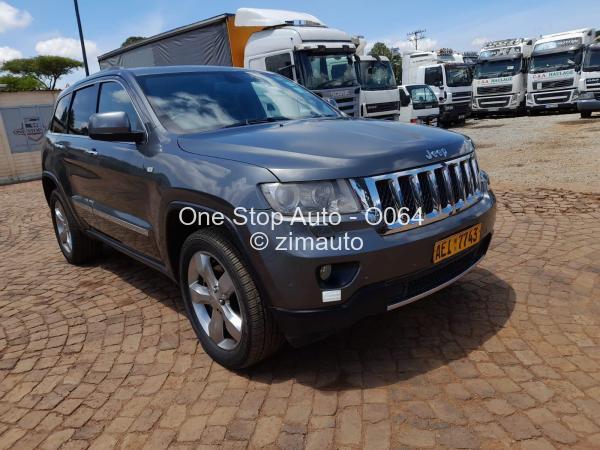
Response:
[[477, 85, 512, 95], [351, 153, 483, 234]]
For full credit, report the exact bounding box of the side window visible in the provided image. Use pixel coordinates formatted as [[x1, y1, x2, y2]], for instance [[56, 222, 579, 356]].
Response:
[[69, 84, 98, 136], [50, 94, 72, 133], [98, 82, 143, 131], [425, 67, 443, 87], [265, 53, 294, 80]]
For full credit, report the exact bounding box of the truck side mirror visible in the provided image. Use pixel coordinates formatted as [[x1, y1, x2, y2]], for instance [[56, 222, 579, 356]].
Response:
[[399, 90, 411, 107]]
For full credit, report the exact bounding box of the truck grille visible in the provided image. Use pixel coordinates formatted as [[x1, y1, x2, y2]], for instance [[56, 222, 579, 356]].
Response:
[[478, 96, 510, 108], [586, 78, 600, 88], [452, 91, 472, 99], [366, 101, 400, 114], [316, 88, 360, 117], [539, 79, 574, 90], [414, 102, 438, 110], [477, 85, 512, 95], [533, 91, 571, 104], [351, 153, 483, 235]]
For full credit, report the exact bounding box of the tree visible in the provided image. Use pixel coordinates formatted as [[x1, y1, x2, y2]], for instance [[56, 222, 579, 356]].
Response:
[[0, 74, 44, 91], [121, 36, 146, 47], [370, 42, 402, 84], [2, 56, 82, 90]]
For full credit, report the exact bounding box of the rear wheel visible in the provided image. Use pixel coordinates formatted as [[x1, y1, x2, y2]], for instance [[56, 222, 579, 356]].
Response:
[[50, 191, 102, 264], [580, 111, 592, 118], [179, 229, 283, 368]]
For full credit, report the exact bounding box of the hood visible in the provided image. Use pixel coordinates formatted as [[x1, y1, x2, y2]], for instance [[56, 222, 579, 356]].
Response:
[[177, 118, 467, 182]]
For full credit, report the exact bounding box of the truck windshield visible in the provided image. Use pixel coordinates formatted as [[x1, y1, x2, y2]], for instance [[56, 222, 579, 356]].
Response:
[[445, 65, 473, 87], [136, 70, 339, 134], [530, 49, 582, 73], [583, 48, 600, 71], [297, 51, 359, 90], [474, 58, 522, 79], [406, 85, 437, 104], [356, 60, 397, 90]]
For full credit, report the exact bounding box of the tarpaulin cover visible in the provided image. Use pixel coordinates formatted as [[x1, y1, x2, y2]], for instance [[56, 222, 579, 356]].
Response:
[[98, 19, 232, 69]]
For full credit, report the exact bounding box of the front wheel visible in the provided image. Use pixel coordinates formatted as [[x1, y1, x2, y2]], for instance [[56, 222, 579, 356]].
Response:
[[179, 229, 283, 368], [580, 111, 592, 119]]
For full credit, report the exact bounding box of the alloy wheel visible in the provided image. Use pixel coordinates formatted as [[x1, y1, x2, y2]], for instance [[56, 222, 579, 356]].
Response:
[[187, 251, 243, 350], [54, 201, 73, 255]]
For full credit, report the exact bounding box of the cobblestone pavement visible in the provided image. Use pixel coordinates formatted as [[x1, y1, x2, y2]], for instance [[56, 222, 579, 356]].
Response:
[[0, 181, 599, 449]]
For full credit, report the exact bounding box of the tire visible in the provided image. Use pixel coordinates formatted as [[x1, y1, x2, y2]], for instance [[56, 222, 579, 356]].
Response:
[[179, 228, 283, 369], [50, 191, 102, 265], [580, 111, 592, 119]]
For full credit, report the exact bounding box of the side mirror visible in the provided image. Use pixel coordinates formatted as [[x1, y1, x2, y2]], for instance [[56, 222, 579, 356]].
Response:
[[323, 97, 339, 109], [89, 112, 144, 143], [399, 90, 411, 107]]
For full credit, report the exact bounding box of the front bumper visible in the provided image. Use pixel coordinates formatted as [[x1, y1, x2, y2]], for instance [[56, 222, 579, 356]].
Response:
[[439, 103, 471, 121], [247, 191, 496, 345], [472, 93, 524, 114], [577, 98, 600, 112]]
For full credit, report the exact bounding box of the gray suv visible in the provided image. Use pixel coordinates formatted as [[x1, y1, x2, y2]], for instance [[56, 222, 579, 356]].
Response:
[[43, 66, 496, 368]]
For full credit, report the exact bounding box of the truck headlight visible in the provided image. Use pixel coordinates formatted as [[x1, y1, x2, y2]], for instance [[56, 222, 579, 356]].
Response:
[[579, 91, 594, 100], [510, 94, 519, 106], [261, 180, 361, 215], [572, 89, 579, 101]]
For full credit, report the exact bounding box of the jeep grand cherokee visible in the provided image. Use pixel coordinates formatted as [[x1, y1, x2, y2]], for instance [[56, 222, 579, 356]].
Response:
[[42, 66, 496, 368]]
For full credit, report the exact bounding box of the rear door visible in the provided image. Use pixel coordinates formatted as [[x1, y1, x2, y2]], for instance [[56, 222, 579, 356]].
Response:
[[90, 79, 160, 259]]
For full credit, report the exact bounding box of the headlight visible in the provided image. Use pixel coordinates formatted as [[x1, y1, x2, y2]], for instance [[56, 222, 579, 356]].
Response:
[[261, 180, 361, 215], [480, 170, 490, 191], [579, 91, 594, 100], [461, 137, 475, 154], [572, 89, 579, 101]]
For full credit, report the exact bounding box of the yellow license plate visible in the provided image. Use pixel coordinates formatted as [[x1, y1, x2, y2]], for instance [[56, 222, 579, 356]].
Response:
[[433, 224, 481, 264]]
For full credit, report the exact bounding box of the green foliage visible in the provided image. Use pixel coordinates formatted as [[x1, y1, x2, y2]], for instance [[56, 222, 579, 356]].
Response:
[[0, 74, 44, 91], [1, 55, 82, 90], [370, 42, 402, 83], [121, 36, 146, 47]]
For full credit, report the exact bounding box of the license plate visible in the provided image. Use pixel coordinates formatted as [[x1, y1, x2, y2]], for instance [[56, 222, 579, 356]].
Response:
[[458, 114, 466, 119], [545, 103, 558, 109], [433, 224, 481, 264]]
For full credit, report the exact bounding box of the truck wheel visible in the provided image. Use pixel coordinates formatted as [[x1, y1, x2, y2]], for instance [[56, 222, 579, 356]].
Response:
[[50, 191, 102, 264], [179, 228, 283, 369], [580, 111, 592, 119]]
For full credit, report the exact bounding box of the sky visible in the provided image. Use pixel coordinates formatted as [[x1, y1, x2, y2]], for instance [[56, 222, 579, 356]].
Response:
[[1, 0, 599, 87]]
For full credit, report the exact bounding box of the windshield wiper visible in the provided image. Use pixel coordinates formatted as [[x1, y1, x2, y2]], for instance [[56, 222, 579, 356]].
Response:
[[222, 116, 289, 129]]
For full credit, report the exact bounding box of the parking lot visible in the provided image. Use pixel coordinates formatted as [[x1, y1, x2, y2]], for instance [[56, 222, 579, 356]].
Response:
[[0, 114, 599, 449]]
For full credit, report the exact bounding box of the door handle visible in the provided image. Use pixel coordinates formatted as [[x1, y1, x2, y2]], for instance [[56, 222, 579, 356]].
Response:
[[84, 149, 98, 156]]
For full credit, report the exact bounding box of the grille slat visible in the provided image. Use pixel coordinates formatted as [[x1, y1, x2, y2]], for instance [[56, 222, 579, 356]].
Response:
[[477, 85, 512, 95], [539, 78, 574, 90], [353, 153, 484, 234]]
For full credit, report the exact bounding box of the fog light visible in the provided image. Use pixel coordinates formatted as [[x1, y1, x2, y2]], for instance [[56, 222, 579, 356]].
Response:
[[319, 264, 332, 281]]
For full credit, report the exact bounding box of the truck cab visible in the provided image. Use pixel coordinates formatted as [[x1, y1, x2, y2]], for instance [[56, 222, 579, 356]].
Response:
[[472, 39, 534, 116], [352, 38, 400, 120], [242, 12, 361, 117], [577, 41, 600, 118], [403, 50, 473, 126], [527, 28, 595, 113]]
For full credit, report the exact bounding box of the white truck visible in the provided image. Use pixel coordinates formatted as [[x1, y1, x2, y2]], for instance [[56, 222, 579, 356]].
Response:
[[527, 28, 596, 114], [98, 8, 362, 116], [398, 84, 439, 125], [577, 40, 600, 118], [353, 37, 400, 120], [472, 38, 535, 116], [402, 49, 473, 126]]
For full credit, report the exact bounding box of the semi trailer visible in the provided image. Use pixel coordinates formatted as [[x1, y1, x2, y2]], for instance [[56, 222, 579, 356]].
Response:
[[98, 8, 363, 116], [472, 38, 535, 116], [402, 49, 473, 125], [526, 28, 596, 113]]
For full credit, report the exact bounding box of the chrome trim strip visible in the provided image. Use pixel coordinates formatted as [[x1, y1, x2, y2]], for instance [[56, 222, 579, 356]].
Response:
[[94, 208, 150, 237], [387, 253, 486, 311]]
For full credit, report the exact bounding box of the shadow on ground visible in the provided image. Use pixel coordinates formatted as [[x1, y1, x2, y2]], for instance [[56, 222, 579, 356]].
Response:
[[99, 248, 515, 391]]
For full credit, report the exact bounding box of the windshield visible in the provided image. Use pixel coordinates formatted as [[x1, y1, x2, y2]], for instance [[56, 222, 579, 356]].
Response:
[[474, 58, 522, 79], [530, 49, 582, 73], [445, 65, 473, 87], [297, 51, 359, 90], [356, 60, 396, 90], [136, 70, 339, 134], [583, 48, 600, 71], [406, 85, 437, 103]]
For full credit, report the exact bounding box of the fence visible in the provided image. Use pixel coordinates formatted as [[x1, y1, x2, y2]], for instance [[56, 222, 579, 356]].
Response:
[[0, 90, 59, 185]]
